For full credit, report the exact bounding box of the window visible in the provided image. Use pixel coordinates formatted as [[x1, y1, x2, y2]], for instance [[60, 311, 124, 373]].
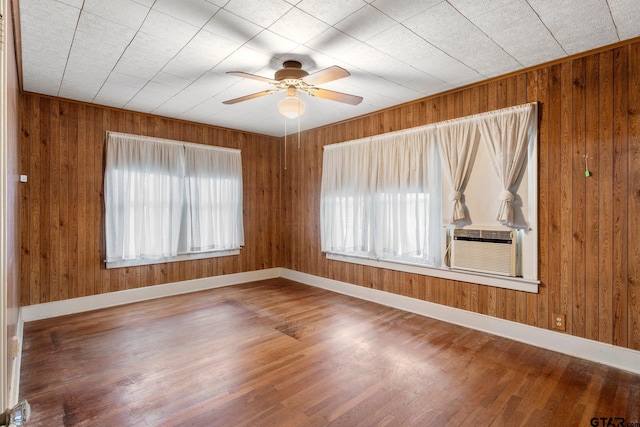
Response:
[[104, 132, 243, 268], [320, 103, 539, 292], [320, 132, 441, 267]]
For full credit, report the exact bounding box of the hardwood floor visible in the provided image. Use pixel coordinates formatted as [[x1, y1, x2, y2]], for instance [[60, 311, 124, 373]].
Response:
[[20, 279, 640, 426]]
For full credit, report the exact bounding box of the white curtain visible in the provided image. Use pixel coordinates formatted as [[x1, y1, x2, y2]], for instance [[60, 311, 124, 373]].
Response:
[[321, 131, 440, 265], [476, 103, 536, 225], [437, 121, 478, 224], [105, 133, 243, 264], [184, 144, 244, 252], [105, 134, 185, 262], [320, 139, 375, 256]]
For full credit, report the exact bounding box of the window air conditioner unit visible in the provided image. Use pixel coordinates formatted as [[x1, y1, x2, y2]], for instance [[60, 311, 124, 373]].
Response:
[[450, 227, 518, 277]]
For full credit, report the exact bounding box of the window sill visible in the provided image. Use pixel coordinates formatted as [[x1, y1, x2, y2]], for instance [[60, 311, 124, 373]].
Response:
[[106, 249, 241, 269], [325, 253, 539, 293]]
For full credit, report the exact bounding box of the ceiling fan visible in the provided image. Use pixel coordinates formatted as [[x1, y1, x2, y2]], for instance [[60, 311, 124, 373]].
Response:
[[223, 60, 363, 117]]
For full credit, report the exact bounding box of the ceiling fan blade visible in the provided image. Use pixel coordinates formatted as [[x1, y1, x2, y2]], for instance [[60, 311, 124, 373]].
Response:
[[302, 66, 350, 86], [227, 71, 279, 85], [308, 88, 363, 105], [222, 89, 281, 105]]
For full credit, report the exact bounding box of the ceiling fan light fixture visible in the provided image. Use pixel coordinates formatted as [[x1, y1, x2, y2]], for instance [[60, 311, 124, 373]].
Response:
[[278, 90, 305, 119]]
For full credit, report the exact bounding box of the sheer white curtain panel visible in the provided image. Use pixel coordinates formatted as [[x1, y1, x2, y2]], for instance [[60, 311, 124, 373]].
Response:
[[476, 103, 536, 226], [105, 134, 185, 262], [105, 133, 244, 265], [320, 139, 375, 256], [372, 132, 440, 264], [321, 131, 440, 265], [184, 144, 244, 252]]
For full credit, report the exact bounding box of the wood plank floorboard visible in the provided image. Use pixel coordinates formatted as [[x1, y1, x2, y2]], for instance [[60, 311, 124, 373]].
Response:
[[19, 278, 640, 426]]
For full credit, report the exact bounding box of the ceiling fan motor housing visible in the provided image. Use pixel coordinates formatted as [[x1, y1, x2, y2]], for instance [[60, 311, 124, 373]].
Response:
[[275, 61, 309, 81]]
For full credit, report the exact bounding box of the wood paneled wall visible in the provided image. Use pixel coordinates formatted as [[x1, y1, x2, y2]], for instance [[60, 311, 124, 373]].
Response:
[[19, 96, 283, 305], [282, 40, 640, 351]]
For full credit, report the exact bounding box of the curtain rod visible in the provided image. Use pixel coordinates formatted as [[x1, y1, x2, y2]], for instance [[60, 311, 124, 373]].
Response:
[[324, 102, 538, 150], [106, 131, 241, 153]]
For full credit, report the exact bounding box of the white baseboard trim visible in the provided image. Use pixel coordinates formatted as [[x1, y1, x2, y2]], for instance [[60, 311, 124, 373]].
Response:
[[20, 268, 281, 322], [19, 267, 640, 375], [280, 268, 640, 375]]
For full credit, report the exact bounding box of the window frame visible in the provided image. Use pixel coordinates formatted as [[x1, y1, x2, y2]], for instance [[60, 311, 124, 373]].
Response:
[[320, 103, 539, 293], [104, 132, 244, 269]]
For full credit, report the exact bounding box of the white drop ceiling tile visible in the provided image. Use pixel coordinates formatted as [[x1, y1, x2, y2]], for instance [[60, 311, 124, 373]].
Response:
[[20, 0, 80, 44], [152, 102, 190, 118], [114, 32, 183, 79], [368, 24, 481, 85], [527, 0, 618, 55], [269, 8, 330, 44], [403, 74, 454, 96], [153, 88, 214, 116], [58, 86, 99, 104], [451, 0, 565, 67], [162, 49, 222, 81], [161, 29, 243, 80], [59, 65, 108, 100], [21, 32, 72, 67], [126, 81, 183, 112], [608, 0, 640, 40], [338, 44, 415, 82], [203, 9, 263, 44], [21, 62, 64, 95], [152, 0, 220, 27], [70, 13, 137, 70], [83, 0, 149, 30], [371, 0, 443, 22], [190, 72, 243, 97], [212, 46, 275, 75], [189, 95, 235, 116], [244, 30, 301, 54], [224, 0, 293, 27], [350, 77, 421, 102], [94, 72, 149, 107], [280, 44, 336, 68], [150, 71, 188, 88], [140, 10, 201, 46], [296, 0, 366, 26], [205, 0, 227, 7], [405, 2, 520, 76], [58, 0, 84, 8], [59, 65, 112, 101], [21, 49, 67, 93], [305, 28, 362, 61], [190, 30, 243, 57], [334, 5, 396, 42], [114, 55, 166, 81], [20, 0, 81, 23], [447, 0, 515, 15]]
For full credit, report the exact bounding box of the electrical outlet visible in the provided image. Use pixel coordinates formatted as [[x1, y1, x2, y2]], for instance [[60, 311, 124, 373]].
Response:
[[552, 313, 566, 331]]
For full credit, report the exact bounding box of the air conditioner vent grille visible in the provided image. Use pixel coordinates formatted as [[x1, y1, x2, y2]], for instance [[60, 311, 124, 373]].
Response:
[[450, 228, 518, 276]]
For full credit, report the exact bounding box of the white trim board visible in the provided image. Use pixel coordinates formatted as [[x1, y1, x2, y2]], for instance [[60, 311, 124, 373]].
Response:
[[20, 268, 280, 322], [280, 268, 640, 376], [19, 267, 640, 376]]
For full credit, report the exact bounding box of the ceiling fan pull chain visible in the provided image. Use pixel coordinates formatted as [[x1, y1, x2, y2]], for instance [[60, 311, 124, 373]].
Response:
[[297, 109, 301, 150]]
